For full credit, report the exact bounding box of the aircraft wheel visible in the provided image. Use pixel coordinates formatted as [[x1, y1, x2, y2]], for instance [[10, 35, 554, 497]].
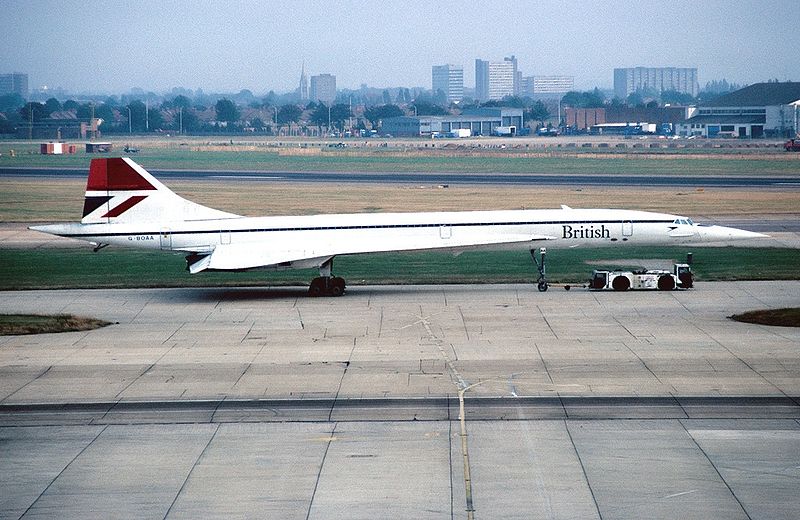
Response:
[[329, 277, 346, 297], [308, 277, 324, 297], [612, 276, 630, 292], [537, 280, 548, 292]]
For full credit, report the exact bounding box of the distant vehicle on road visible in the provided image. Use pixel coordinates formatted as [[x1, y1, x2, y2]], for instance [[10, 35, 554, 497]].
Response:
[[784, 139, 800, 152], [123, 145, 140, 153], [537, 127, 559, 137]]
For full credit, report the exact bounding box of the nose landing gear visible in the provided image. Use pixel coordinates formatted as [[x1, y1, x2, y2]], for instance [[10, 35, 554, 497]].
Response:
[[531, 247, 548, 292]]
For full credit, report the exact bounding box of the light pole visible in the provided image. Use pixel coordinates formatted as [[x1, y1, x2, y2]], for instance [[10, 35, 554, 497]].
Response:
[[179, 107, 183, 135], [272, 106, 278, 135], [328, 105, 332, 135], [557, 97, 562, 128], [127, 107, 132, 134]]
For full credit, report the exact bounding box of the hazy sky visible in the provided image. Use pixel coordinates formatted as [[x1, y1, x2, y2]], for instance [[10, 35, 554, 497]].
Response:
[[2, 0, 796, 95]]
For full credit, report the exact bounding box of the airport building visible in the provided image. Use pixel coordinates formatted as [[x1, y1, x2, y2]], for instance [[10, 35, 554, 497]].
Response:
[[563, 105, 693, 133], [432, 64, 464, 103], [475, 56, 518, 101], [310, 74, 336, 105], [380, 107, 523, 137], [0, 72, 28, 98], [15, 114, 103, 139], [614, 67, 698, 99], [676, 82, 800, 138], [563, 108, 605, 131]]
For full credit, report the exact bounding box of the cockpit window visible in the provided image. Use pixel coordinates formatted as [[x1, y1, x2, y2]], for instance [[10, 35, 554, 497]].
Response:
[[674, 218, 693, 225]]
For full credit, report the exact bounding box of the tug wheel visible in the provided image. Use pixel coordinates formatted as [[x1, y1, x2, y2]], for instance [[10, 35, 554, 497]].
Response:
[[612, 276, 630, 291], [658, 275, 676, 291]]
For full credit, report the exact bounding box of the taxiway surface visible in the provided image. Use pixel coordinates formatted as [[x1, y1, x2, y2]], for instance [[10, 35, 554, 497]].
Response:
[[3, 166, 800, 187], [1, 283, 799, 519]]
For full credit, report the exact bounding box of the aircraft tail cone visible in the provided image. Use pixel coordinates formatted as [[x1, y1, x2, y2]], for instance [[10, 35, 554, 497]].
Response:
[[29, 224, 70, 237]]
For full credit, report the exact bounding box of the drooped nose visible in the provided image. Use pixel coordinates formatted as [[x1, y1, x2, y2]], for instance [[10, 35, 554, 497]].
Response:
[[699, 225, 770, 242]]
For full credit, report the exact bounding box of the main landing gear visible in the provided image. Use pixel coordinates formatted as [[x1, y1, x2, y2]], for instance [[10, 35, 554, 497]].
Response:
[[308, 258, 346, 297], [531, 247, 548, 292]]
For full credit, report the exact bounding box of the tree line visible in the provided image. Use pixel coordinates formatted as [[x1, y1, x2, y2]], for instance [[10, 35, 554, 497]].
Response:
[[0, 78, 746, 135], [0, 94, 363, 135]]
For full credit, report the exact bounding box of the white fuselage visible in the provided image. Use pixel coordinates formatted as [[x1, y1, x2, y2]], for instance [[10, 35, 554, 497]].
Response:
[[38, 207, 755, 271], [30, 157, 769, 287]]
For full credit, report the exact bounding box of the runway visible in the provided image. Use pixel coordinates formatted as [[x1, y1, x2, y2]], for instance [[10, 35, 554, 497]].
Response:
[[1, 282, 799, 519], [3, 166, 800, 187]]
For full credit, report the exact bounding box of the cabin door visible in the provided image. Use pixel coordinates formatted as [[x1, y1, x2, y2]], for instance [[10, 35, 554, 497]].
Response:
[[622, 220, 633, 237], [159, 228, 172, 250], [439, 225, 452, 239]]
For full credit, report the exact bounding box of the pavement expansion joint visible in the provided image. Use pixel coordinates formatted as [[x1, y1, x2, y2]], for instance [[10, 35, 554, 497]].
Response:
[[2, 396, 799, 426]]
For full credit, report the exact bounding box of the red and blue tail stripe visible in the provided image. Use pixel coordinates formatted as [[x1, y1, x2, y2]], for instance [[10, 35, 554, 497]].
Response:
[[82, 158, 157, 219]]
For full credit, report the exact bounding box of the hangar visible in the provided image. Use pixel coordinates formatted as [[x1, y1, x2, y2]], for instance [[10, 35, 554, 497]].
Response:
[[676, 82, 800, 138], [380, 107, 523, 137]]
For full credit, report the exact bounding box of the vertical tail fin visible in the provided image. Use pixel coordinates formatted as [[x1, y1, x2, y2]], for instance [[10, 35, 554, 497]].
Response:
[[81, 158, 240, 224]]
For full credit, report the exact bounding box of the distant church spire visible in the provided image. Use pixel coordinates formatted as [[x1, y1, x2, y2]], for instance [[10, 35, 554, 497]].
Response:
[[299, 61, 308, 101]]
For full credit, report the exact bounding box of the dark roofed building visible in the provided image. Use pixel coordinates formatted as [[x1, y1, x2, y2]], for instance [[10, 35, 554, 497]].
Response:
[[677, 82, 800, 138], [704, 82, 800, 107]]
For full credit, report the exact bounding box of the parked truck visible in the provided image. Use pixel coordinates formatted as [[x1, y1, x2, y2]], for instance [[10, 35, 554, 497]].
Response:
[[589, 263, 693, 291], [493, 126, 516, 136]]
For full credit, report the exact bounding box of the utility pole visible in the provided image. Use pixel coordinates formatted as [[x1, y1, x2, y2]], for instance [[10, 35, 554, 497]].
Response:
[[127, 106, 132, 134], [145, 100, 149, 131], [179, 107, 183, 135]]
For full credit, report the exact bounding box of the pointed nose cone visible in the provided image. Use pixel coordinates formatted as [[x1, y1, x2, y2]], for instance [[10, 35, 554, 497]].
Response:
[[698, 225, 770, 242]]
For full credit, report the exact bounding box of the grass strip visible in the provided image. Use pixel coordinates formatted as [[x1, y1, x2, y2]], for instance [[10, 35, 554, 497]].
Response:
[[0, 314, 111, 335], [2, 147, 800, 175], [0, 246, 796, 290], [730, 308, 800, 327]]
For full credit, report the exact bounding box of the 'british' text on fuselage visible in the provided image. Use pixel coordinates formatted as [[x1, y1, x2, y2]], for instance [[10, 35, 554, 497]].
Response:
[[562, 224, 611, 239]]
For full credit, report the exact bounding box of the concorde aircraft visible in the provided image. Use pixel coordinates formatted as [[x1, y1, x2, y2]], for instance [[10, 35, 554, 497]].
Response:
[[31, 157, 767, 295]]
